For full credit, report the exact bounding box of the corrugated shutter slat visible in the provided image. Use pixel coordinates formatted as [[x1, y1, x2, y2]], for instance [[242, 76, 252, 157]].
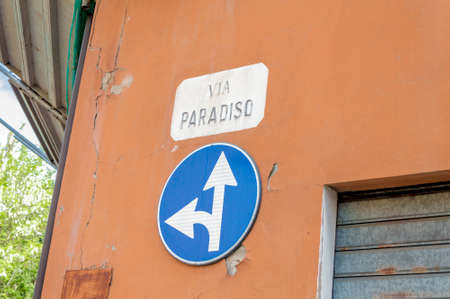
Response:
[[333, 188, 450, 299]]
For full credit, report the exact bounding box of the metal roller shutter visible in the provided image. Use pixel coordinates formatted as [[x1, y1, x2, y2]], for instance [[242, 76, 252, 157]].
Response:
[[333, 183, 450, 299]]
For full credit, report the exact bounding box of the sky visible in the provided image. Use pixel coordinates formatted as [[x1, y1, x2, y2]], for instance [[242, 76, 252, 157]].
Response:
[[0, 71, 39, 146]]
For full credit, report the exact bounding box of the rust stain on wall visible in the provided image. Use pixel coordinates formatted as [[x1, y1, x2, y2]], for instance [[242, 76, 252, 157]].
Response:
[[411, 266, 427, 273], [378, 292, 416, 299], [60, 269, 112, 299], [376, 267, 397, 275]]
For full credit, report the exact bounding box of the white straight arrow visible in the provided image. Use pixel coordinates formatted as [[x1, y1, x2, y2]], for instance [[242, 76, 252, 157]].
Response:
[[165, 152, 237, 251]]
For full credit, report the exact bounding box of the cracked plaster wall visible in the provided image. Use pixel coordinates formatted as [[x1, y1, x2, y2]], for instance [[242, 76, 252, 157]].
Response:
[[42, 0, 450, 298]]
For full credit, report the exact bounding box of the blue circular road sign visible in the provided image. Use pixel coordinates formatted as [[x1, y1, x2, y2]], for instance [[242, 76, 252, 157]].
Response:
[[158, 143, 261, 265]]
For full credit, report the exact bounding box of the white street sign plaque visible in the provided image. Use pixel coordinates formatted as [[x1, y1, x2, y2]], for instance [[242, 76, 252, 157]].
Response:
[[171, 63, 269, 141]]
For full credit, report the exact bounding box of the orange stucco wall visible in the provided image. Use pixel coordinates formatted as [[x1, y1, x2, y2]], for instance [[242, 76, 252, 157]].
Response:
[[42, 1, 450, 298]]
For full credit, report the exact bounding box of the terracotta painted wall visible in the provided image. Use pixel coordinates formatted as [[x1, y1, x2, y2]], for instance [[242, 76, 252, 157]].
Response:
[[42, 1, 450, 298]]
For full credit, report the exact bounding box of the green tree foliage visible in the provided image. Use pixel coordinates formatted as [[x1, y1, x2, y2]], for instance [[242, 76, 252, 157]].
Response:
[[0, 134, 55, 298]]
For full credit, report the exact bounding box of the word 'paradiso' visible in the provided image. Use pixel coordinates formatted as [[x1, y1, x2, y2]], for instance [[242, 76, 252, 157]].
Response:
[[180, 99, 253, 129]]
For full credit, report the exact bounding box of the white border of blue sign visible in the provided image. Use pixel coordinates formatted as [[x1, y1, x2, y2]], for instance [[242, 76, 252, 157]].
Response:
[[157, 143, 261, 266]]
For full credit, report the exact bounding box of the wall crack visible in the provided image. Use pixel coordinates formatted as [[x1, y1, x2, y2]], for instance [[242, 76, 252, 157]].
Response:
[[78, 2, 129, 269]]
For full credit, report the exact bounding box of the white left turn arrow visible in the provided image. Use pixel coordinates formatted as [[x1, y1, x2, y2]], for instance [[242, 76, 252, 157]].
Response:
[[165, 152, 237, 251]]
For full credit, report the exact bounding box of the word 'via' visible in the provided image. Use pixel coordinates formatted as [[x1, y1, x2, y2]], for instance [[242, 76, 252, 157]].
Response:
[[208, 80, 230, 97]]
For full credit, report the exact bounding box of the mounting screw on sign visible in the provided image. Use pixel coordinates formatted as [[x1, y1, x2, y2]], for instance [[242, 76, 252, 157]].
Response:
[[157, 143, 261, 265]]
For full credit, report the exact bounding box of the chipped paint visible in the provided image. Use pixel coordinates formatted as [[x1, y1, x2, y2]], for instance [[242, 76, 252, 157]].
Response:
[[267, 163, 278, 191], [171, 144, 179, 152], [225, 245, 246, 276], [110, 74, 133, 94], [101, 71, 114, 90]]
